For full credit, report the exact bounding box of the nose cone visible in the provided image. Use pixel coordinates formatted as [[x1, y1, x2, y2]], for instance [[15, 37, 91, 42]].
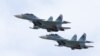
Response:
[[14, 14, 23, 18], [40, 36, 47, 39]]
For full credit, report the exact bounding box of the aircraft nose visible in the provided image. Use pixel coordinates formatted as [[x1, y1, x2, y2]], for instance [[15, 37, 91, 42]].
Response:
[[40, 36, 47, 39], [14, 15, 22, 18]]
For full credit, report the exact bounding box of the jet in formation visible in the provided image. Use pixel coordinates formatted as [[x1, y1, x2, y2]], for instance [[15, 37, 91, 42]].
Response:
[[15, 13, 71, 32], [40, 33, 93, 50]]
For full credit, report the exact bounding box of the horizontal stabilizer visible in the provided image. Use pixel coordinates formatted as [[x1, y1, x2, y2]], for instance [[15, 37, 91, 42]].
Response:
[[62, 27, 71, 29], [85, 41, 93, 43], [62, 21, 71, 24], [86, 46, 94, 48]]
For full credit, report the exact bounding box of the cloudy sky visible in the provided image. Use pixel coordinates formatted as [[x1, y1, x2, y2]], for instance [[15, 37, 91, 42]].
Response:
[[0, 0, 100, 56]]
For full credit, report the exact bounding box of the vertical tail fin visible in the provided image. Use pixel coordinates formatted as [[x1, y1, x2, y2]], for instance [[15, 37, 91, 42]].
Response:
[[71, 34, 77, 41], [78, 33, 86, 48], [56, 14, 63, 23], [48, 16, 53, 21], [79, 33, 86, 42], [56, 14, 63, 28]]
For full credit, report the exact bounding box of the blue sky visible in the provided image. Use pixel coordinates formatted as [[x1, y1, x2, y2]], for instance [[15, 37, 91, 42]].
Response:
[[0, 0, 100, 56]]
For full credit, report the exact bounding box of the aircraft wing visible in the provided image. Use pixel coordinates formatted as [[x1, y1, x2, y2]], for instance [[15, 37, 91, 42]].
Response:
[[57, 40, 66, 46], [56, 39, 79, 46]]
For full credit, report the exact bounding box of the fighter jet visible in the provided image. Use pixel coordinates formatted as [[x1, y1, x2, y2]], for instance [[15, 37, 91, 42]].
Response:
[[40, 33, 93, 50], [15, 13, 71, 32]]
